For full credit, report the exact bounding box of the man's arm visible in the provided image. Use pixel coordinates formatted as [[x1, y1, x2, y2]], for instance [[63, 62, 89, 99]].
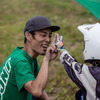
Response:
[[39, 90, 49, 100], [24, 56, 49, 98]]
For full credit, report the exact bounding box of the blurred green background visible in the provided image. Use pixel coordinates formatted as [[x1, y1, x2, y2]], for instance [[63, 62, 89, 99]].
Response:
[[0, 0, 99, 100]]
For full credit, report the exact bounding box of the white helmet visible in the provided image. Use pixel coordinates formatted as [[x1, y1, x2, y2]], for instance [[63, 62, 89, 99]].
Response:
[[78, 23, 100, 63]]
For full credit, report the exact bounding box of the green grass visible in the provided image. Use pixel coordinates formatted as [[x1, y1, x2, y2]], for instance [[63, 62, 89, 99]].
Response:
[[0, 0, 99, 99]]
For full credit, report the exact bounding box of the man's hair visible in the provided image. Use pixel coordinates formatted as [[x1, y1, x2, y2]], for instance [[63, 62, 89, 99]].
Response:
[[24, 31, 35, 43]]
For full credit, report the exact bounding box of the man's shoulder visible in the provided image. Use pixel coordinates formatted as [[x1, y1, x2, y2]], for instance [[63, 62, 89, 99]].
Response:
[[9, 47, 29, 64]]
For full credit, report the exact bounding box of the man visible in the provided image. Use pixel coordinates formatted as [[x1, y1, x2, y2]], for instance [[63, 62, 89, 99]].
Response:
[[0, 16, 60, 100]]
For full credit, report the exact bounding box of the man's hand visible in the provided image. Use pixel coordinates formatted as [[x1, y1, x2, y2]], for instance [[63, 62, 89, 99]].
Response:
[[45, 34, 58, 62]]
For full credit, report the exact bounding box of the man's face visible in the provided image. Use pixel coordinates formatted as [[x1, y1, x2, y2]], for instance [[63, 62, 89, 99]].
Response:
[[30, 28, 52, 55]]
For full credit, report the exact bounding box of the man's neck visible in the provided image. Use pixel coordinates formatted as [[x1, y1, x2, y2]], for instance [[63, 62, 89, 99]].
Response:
[[22, 44, 39, 60]]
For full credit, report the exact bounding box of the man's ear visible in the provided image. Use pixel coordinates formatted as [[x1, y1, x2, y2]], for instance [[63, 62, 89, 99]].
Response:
[[25, 32, 32, 42]]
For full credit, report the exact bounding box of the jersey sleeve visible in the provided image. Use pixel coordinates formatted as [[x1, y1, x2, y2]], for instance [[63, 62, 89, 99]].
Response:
[[14, 60, 35, 92], [60, 51, 100, 94]]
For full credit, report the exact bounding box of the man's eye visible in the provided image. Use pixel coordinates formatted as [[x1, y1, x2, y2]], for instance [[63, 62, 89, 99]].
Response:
[[41, 34, 46, 37]]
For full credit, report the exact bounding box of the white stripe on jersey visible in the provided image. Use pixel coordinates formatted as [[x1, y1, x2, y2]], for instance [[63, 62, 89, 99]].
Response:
[[72, 62, 96, 100]]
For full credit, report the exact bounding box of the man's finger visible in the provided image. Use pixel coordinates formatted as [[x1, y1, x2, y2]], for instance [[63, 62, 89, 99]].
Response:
[[48, 45, 57, 53], [51, 33, 57, 45], [51, 45, 56, 50]]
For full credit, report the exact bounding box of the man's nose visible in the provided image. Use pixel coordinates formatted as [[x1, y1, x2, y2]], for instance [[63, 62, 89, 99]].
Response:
[[46, 36, 51, 43]]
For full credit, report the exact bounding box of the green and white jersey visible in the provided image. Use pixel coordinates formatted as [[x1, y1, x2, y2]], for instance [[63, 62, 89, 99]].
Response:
[[0, 47, 40, 100]]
